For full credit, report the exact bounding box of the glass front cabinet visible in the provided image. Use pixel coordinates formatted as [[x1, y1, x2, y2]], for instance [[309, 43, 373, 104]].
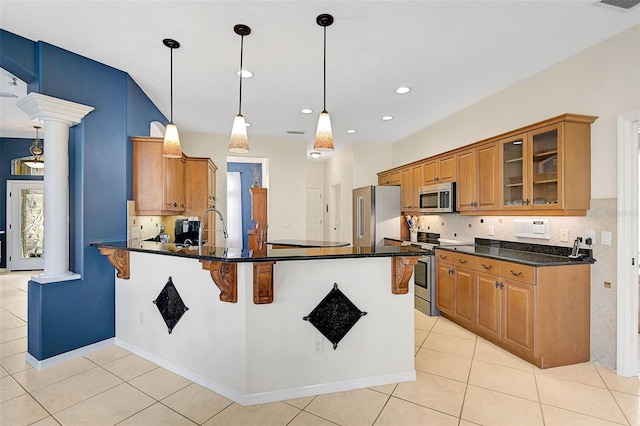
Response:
[[500, 116, 594, 215]]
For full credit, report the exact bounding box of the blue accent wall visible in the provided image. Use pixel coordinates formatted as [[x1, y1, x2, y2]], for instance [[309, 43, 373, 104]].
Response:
[[1, 29, 168, 360], [227, 162, 261, 249], [0, 137, 44, 268]]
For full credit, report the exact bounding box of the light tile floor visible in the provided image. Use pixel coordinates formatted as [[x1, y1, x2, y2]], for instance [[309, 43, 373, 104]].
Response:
[[1, 270, 639, 425]]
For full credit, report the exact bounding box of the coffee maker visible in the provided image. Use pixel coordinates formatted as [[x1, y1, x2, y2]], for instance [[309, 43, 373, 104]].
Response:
[[174, 218, 200, 244]]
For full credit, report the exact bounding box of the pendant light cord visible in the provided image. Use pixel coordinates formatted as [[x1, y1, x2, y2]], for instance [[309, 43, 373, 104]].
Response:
[[170, 46, 174, 124], [238, 34, 244, 115], [323, 25, 327, 112]]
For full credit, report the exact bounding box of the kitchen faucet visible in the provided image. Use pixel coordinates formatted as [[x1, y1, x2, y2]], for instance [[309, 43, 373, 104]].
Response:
[[199, 207, 228, 256]]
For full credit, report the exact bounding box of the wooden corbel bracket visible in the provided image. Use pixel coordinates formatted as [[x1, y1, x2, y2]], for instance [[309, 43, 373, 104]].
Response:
[[98, 248, 130, 279], [391, 256, 419, 295], [200, 260, 238, 303], [253, 261, 275, 304]]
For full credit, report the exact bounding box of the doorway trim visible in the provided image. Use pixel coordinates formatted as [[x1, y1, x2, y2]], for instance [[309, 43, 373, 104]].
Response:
[[617, 109, 640, 377]]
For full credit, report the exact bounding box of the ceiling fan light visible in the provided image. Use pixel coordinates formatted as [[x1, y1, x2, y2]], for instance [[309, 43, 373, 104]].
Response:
[[229, 114, 249, 153], [313, 110, 333, 151]]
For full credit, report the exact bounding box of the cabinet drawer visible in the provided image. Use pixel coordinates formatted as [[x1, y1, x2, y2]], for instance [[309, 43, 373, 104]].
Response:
[[452, 253, 475, 268], [475, 257, 501, 275], [435, 250, 453, 264], [500, 261, 535, 284]]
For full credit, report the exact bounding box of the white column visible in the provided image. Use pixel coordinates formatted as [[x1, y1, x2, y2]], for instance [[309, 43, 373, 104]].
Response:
[[16, 93, 94, 283]]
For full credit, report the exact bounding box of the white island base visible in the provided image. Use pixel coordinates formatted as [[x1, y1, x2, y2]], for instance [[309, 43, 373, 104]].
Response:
[[115, 251, 416, 406]]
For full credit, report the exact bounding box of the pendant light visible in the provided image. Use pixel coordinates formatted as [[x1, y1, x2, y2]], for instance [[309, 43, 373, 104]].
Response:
[[313, 13, 334, 152], [24, 125, 44, 169], [162, 38, 182, 158], [229, 24, 251, 153]]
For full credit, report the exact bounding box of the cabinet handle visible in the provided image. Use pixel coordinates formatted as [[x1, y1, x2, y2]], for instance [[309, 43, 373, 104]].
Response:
[[500, 283, 504, 289], [482, 263, 492, 270], [510, 270, 523, 277], [525, 199, 530, 205], [458, 259, 468, 264], [449, 269, 455, 275], [495, 281, 500, 288], [439, 254, 447, 260], [173, 202, 178, 208]]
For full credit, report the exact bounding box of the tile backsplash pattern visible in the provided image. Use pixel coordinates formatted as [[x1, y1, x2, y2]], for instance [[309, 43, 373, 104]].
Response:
[[416, 198, 617, 369], [126, 200, 164, 245]]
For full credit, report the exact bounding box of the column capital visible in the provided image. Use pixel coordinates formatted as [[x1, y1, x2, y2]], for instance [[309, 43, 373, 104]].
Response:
[[16, 92, 94, 125]]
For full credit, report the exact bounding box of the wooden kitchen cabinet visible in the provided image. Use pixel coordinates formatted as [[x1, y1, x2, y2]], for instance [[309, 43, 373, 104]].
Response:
[[435, 250, 474, 329], [457, 142, 499, 212], [184, 156, 217, 245], [132, 136, 186, 215], [500, 115, 595, 215], [378, 169, 401, 186], [423, 154, 456, 185], [401, 164, 423, 211], [437, 248, 591, 368]]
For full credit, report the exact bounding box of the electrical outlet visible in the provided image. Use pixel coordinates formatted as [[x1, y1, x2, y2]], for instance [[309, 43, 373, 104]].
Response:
[[604, 282, 611, 289], [138, 311, 145, 325], [313, 337, 323, 354], [131, 227, 139, 238], [585, 229, 596, 243], [560, 228, 569, 242]]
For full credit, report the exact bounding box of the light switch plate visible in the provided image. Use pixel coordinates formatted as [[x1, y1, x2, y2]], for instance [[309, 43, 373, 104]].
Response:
[[601, 231, 612, 246]]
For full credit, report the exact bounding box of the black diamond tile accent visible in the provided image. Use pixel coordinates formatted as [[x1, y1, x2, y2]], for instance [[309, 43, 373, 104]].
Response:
[[153, 276, 189, 334], [303, 283, 367, 350]]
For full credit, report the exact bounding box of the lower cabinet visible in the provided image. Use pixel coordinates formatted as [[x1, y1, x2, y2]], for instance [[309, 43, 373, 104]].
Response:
[[436, 249, 590, 368]]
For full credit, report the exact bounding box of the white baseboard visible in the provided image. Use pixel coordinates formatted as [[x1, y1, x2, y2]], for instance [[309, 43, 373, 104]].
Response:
[[26, 338, 115, 370], [115, 338, 416, 406]]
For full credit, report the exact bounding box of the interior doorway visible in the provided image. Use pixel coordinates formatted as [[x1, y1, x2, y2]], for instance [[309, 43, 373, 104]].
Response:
[[306, 187, 323, 241], [330, 184, 341, 242], [6, 180, 44, 271], [616, 110, 640, 377]]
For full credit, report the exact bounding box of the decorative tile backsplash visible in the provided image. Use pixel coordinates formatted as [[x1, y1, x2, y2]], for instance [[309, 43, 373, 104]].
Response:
[[126, 200, 164, 244], [417, 198, 618, 368]]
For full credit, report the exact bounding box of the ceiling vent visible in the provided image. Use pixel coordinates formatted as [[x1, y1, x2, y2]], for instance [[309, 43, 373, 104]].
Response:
[[286, 130, 305, 135], [597, 0, 640, 10]]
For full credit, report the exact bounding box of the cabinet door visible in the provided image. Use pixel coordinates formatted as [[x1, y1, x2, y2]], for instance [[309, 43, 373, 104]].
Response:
[[436, 262, 454, 316], [423, 159, 438, 185], [389, 170, 401, 185], [457, 148, 476, 211], [411, 164, 422, 210], [501, 278, 535, 356], [401, 165, 422, 211], [529, 123, 562, 210], [378, 172, 390, 186], [454, 266, 475, 328], [439, 155, 456, 183], [476, 142, 499, 210], [500, 134, 527, 210], [163, 156, 185, 212], [475, 272, 501, 341]]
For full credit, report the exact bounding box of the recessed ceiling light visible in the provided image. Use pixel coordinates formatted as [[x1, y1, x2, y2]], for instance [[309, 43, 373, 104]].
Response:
[[381, 115, 393, 121], [237, 69, 254, 78], [301, 108, 313, 114], [310, 151, 321, 158], [346, 129, 357, 134], [395, 86, 411, 94]]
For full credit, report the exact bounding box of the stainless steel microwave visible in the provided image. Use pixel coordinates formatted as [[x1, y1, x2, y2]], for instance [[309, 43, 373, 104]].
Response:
[[419, 182, 456, 213]]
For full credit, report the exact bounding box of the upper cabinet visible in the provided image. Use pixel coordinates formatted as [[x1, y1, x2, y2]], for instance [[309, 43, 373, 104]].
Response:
[[132, 136, 186, 215], [500, 117, 593, 215], [401, 163, 423, 211], [457, 142, 500, 212], [423, 153, 456, 185], [377, 113, 597, 217], [378, 169, 401, 186], [184, 157, 217, 216]]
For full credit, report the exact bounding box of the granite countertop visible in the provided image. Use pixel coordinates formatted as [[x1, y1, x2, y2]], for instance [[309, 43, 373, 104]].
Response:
[[267, 239, 350, 248], [435, 238, 595, 267], [91, 240, 428, 263]]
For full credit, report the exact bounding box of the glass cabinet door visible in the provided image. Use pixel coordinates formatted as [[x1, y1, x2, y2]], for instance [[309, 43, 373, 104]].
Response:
[[501, 134, 526, 209], [529, 124, 561, 208]]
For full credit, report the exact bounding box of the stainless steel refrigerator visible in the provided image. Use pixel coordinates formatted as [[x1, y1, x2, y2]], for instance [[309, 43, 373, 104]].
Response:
[[352, 185, 401, 246]]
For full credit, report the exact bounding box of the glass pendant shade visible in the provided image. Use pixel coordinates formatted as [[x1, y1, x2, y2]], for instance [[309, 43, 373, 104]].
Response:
[[24, 159, 44, 169], [162, 123, 182, 158], [229, 114, 249, 153], [25, 126, 45, 168], [313, 110, 334, 151]]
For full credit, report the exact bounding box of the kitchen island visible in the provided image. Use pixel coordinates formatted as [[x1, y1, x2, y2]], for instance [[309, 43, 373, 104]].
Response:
[[93, 241, 425, 405]]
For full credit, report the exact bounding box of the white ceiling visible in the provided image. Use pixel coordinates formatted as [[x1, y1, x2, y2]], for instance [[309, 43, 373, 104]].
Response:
[[1, 1, 639, 160]]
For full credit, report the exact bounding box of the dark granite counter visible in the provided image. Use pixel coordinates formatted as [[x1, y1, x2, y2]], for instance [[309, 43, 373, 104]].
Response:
[[267, 239, 350, 248], [435, 238, 595, 267], [91, 240, 428, 263]]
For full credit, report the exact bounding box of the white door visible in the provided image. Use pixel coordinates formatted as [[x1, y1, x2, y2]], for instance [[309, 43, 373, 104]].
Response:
[[330, 184, 342, 242], [306, 187, 323, 241], [6, 180, 44, 271]]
